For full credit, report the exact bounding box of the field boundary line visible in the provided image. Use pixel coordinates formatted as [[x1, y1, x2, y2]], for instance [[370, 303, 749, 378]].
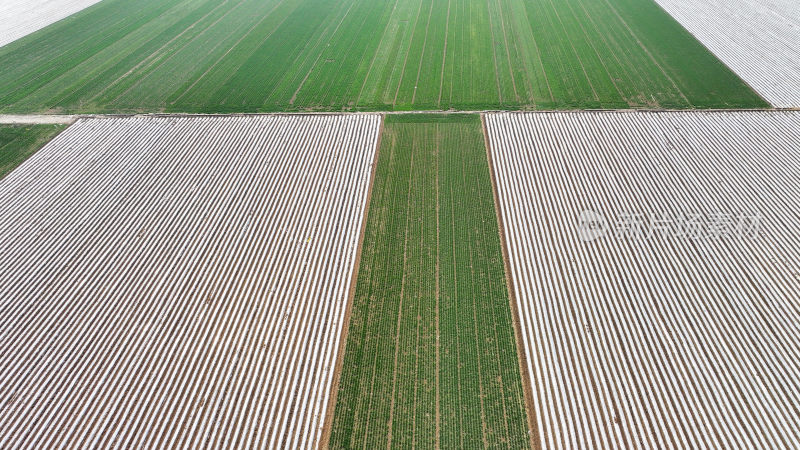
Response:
[[481, 113, 541, 450], [317, 114, 385, 450], [647, 0, 775, 107], [1, 108, 798, 125]]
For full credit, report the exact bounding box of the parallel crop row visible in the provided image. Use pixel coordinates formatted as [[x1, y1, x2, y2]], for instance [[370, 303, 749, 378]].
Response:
[[329, 114, 531, 448], [0, 115, 380, 448], [486, 111, 800, 450], [0, 0, 768, 113]]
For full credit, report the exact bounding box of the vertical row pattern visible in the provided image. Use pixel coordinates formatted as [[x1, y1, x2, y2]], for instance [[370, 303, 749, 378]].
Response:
[[486, 111, 800, 450], [0, 114, 380, 449]]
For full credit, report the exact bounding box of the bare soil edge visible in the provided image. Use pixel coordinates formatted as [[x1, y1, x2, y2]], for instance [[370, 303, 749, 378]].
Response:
[[0, 115, 77, 125], [481, 114, 542, 450], [317, 114, 385, 449], [3, 108, 798, 126]]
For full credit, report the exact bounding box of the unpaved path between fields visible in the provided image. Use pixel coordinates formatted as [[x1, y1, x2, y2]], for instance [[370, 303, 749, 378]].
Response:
[[0, 115, 77, 125], [1, 108, 794, 126]]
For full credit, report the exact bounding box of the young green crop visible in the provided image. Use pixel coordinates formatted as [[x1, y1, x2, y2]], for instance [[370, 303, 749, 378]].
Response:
[[328, 114, 532, 448], [0, 0, 768, 113]]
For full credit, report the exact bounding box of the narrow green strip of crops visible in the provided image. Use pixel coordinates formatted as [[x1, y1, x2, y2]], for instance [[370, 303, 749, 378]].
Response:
[[0, 125, 66, 180], [329, 114, 531, 448]]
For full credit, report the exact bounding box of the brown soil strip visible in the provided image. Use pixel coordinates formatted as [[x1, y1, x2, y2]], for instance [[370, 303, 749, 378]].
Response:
[[481, 114, 542, 450], [317, 115, 385, 449]]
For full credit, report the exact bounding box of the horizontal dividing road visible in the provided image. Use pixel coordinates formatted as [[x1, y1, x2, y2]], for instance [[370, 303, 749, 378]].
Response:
[[3, 109, 798, 126], [653, 0, 800, 108], [486, 111, 800, 449], [0, 114, 78, 125], [0, 0, 104, 48], [0, 114, 380, 448]]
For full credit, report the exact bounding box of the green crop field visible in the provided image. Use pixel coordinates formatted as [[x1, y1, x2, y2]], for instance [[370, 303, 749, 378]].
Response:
[[0, 125, 66, 180], [0, 0, 767, 114], [327, 115, 532, 448]]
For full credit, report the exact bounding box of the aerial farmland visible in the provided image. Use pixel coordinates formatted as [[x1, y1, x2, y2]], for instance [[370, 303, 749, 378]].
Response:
[[327, 115, 531, 448], [0, 115, 379, 447], [1, 0, 799, 448], [486, 111, 800, 449], [0, 0, 769, 114], [654, 0, 800, 108], [0, 124, 66, 179]]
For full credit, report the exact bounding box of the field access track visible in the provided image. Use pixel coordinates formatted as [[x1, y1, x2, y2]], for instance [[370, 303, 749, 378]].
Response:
[[0, 115, 380, 448], [654, 0, 800, 108], [487, 111, 800, 449]]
